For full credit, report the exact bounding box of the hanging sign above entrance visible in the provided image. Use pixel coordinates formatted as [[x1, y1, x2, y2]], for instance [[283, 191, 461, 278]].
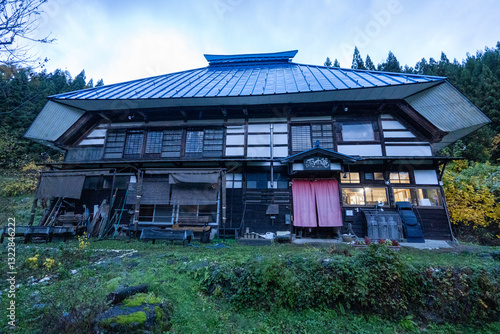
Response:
[[304, 156, 331, 170]]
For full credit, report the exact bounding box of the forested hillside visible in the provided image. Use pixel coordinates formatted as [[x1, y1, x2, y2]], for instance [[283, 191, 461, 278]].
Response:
[[1, 43, 500, 242]]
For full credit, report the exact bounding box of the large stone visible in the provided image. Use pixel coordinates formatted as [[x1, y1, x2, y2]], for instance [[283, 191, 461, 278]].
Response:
[[95, 293, 172, 334]]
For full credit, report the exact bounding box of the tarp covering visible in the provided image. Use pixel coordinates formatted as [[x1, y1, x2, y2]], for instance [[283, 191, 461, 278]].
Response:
[[292, 179, 342, 227], [170, 183, 218, 205], [126, 177, 170, 205], [169, 172, 219, 184], [36, 175, 85, 199]]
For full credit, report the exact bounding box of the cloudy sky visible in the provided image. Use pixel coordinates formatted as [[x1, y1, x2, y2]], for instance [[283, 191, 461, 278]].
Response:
[[30, 0, 500, 85]]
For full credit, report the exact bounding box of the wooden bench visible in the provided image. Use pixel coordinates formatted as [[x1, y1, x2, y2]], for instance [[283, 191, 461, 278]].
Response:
[[24, 226, 51, 243], [49, 226, 75, 242], [140, 228, 194, 246], [0, 226, 30, 243], [174, 216, 211, 232]]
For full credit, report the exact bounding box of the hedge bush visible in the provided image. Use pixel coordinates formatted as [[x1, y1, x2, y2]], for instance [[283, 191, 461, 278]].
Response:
[[192, 244, 500, 324]]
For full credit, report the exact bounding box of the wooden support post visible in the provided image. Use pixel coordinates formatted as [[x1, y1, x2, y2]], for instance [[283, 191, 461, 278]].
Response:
[[28, 199, 38, 226], [29, 175, 41, 226], [133, 170, 143, 235], [221, 170, 227, 241]]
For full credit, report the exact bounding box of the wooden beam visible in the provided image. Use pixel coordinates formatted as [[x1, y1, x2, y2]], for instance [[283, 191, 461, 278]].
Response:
[[99, 113, 111, 121], [133, 169, 143, 234], [395, 102, 446, 142]]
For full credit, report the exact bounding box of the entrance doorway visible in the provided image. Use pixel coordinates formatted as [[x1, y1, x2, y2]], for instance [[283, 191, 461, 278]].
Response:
[[292, 179, 342, 236]]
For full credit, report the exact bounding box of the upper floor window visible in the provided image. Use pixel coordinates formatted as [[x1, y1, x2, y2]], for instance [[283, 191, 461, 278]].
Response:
[[185, 129, 224, 157], [105, 128, 224, 160], [291, 123, 333, 152], [123, 130, 144, 158], [144, 131, 163, 156], [123, 130, 163, 158], [340, 121, 379, 142], [185, 131, 204, 155]]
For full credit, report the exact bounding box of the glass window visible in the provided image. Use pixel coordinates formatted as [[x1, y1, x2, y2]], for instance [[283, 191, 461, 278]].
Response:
[[365, 172, 385, 181], [123, 131, 144, 157], [226, 173, 242, 189], [153, 205, 173, 223], [311, 124, 334, 149], [364, 187, 388, 205], [341, 122, 375, 141], [144, 131, 163, 156], [203, 129, 224, 157], [185, 131, 204, 155], [291, 126, 311, 152], [390, 172, 410, 184], [417, 188, 442, 206], [342, 188, 365, 205], [247, 173, 287, 189], [340, 172, 360, 183], [162, 129, 183, 158], [292, 124, 334, 152], [393, 188, 416, 205], [246, 173, 267, 189]]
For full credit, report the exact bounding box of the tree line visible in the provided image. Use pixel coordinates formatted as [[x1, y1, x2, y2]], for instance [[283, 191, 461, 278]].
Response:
[[0, 66, 103, 168], [325, 43, 500, 163]]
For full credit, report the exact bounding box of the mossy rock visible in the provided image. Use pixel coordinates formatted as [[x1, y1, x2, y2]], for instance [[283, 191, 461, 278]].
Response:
[[95, 298, 172, 333]]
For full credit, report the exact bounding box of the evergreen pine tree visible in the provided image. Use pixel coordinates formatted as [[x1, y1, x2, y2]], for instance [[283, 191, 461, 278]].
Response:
[[351, 46, 366, 70], [379, 51, 401, 72], [333, 58, 340, 67], [365, 55, 376, 70], [324, 57, 332, 67]]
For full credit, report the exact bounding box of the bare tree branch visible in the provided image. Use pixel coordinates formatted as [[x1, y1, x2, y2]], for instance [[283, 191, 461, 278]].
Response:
[[0, 0, 55, 66]]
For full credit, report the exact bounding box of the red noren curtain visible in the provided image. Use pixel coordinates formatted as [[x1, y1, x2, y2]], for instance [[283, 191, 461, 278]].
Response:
[[291, 180, 317, 227], [292, 179, 343, 228], [314, 179, 342, 227]]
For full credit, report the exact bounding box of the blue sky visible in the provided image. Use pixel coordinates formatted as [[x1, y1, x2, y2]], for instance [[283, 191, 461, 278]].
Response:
[[32, 0, 500, 84]]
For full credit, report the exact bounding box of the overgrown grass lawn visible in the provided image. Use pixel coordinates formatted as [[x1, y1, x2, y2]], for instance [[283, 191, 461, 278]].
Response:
[[1, 239, 499, 333]]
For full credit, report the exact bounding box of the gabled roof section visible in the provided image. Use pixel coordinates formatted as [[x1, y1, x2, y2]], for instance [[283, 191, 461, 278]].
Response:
[[48, 50, 446, 108], [281, 145, 359, 164], [405, 81, 491, 150]]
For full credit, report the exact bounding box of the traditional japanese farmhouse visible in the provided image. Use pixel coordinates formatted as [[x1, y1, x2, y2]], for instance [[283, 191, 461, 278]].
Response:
[[25, 50, 489, 241]]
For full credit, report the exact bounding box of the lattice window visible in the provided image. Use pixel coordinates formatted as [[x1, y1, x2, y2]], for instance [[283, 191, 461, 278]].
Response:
[[185, 130, 204, 155], [291, 125, 311, 152], [311, 123, 334, 149], [162, 129, 183, 158], [203, 129, 224, 157], [123, 131, 144, 157], [144, 131, 163, 156]]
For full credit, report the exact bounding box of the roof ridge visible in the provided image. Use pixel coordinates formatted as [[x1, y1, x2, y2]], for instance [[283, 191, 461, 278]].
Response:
[[204, 50, 298, 65]]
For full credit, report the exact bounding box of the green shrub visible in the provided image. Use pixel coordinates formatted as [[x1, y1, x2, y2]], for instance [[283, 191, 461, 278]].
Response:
[[193, 244, 500, 323]]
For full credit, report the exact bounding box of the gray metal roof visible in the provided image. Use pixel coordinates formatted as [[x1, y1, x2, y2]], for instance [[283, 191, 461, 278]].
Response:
[[405, 81, 491, 150], [50, 50, 446, 103], [24, 101, 85, 148]]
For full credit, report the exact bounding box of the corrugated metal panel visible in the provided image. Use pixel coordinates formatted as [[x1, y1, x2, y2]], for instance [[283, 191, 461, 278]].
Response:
[[405, 81, 490, 132], [49, 51, 445, 102], [24, 101, 84, 142]]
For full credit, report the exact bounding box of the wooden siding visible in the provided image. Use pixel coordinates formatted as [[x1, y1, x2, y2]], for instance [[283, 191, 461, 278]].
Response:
[[65, 146, 103, 162]]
